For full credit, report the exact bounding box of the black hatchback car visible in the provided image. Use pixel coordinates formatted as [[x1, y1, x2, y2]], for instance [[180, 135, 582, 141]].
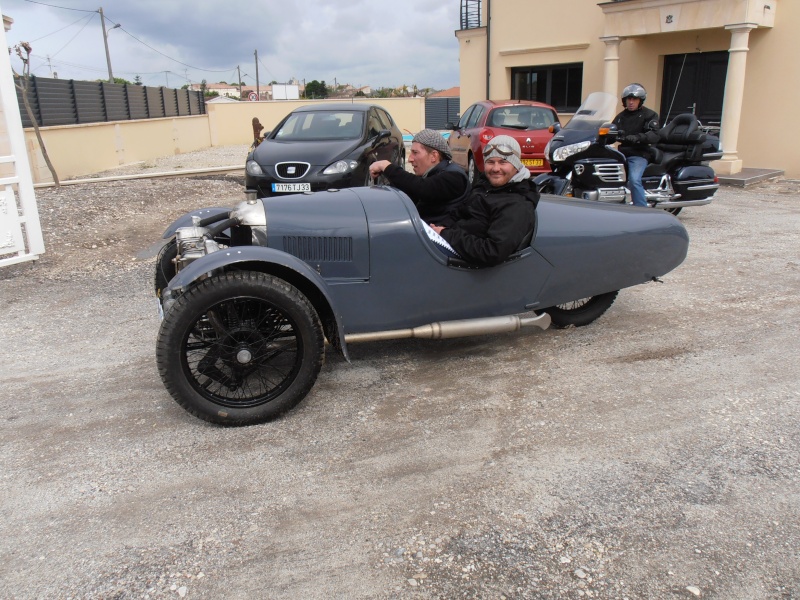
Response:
[[245, 103, 405, 198]]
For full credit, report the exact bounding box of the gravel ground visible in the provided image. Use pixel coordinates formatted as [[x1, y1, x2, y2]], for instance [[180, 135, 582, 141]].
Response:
[[1, 150, 799, 599]]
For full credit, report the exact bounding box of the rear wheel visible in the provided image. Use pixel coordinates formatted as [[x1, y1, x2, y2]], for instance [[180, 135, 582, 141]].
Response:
[[156, 271, 324, 426], [538, 291, 618, 328], [667, 207, 683, 216]]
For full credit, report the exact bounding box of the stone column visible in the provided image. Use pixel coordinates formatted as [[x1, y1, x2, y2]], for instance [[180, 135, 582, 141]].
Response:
[[601, 36, 622, 97], [714, 23, 758, 175]]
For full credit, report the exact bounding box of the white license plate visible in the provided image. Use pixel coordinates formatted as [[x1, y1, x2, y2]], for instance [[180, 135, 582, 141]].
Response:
[[272, 183, 311, 193]]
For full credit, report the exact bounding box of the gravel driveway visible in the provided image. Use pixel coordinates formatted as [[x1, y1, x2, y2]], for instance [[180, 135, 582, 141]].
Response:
[[1, 151, 799, 599]]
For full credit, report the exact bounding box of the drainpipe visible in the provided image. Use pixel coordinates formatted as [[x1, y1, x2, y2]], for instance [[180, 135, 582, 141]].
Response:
[[485, 0, 491, 99]]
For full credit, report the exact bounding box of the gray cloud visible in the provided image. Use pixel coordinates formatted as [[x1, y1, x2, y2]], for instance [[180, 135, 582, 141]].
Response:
[[3, 0, 460, 90]]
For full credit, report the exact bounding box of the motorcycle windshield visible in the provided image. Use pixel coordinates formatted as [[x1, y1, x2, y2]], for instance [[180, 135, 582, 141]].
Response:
[[563, 92, 619, 131]]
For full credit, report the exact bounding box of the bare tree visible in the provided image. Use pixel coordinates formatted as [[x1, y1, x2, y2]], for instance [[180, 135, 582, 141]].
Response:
[[12, 42, 59, 186]]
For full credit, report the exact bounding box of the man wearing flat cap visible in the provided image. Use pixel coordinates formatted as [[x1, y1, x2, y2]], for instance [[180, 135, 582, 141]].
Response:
[[430, 135, 539, 267], [369, 129, 469, 223]]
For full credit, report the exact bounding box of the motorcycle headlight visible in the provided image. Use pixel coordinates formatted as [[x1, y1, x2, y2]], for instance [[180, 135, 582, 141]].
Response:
[[552, 141, 591, 163], [323, 160, 359, 175], [246, 160, 264, 176]]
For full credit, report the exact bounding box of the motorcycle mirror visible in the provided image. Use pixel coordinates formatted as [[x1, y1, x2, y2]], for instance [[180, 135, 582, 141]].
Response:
[[549, 122, 562, 134], [599, 122, 618, 137]]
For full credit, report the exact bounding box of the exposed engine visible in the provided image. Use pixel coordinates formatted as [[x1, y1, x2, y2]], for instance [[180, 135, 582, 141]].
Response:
[[174, 219, 225, 273]]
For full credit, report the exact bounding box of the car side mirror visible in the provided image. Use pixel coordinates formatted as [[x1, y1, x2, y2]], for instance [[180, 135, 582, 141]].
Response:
[[372, 129, 391, 145]]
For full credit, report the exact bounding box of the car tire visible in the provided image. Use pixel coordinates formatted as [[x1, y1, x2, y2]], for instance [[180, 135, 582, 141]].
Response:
[[467, 154, 480, 186], [538, 291, 618, 328], [156, 271, 325, 426]]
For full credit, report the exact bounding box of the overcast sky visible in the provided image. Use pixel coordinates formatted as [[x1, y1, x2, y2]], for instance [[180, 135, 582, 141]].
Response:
[[2, 0, 461, 91]]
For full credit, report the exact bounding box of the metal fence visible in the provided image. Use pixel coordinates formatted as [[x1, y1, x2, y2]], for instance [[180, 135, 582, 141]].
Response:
[[425, 97, 461, 130], [15, 76, 206, 128]]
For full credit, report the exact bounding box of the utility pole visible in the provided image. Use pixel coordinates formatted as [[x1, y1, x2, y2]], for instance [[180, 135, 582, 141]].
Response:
[[237, 65, 242, 99], [99, 7, 119, 84], [254, 50, 260, 100]]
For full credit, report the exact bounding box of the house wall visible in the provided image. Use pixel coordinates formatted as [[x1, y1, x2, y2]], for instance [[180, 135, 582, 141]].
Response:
[[456, 0, 799, 178], [20, 97, 427, 183]]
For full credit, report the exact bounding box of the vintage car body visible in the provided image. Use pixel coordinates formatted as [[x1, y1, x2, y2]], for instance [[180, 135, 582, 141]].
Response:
[[156, 187, 688, 425]]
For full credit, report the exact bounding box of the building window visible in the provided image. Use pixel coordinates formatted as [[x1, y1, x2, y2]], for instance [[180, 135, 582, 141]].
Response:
[[511, 63, 583, 112]]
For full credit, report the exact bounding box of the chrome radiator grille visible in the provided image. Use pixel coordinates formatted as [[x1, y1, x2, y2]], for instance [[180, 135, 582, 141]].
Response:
[[595, 164, 625, 183], [276, 162, 310, 179]]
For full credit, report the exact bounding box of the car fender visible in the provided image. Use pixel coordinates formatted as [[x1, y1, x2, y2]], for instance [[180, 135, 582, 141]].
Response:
[[162, 245, 351, 361], [161, 207, 231, 239]]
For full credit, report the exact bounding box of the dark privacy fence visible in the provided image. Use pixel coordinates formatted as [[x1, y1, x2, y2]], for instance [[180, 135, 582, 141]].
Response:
[[15, 76, 206, 128], [425, 97, 460, 130]]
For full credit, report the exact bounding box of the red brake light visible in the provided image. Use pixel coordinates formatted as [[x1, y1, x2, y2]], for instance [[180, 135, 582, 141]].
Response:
[[479, 128, 495, 144]]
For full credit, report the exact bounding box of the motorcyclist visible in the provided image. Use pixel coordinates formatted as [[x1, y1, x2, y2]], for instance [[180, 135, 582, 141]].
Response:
[[612, 83, 660, 207]]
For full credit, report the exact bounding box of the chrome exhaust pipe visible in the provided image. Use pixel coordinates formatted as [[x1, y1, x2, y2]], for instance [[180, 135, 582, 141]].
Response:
[[344, 313, 551, 344]]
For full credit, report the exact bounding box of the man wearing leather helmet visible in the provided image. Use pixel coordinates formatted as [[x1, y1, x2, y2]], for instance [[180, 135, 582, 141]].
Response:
[[613, 83, 660, 207]]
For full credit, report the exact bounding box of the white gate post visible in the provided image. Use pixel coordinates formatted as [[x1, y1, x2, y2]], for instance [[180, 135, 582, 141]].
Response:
[[0, 9, 45, 268]]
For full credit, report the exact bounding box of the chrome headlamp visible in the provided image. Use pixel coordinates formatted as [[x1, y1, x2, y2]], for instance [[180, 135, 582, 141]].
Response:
[[551, 141, 591, 163]]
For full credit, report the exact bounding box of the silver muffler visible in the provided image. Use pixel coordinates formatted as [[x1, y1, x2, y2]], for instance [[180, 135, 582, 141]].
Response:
[[344, 312, 551, 344]]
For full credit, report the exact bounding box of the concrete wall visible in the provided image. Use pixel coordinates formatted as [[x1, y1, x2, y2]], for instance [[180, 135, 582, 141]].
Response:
[[23, 97, 427, 183]]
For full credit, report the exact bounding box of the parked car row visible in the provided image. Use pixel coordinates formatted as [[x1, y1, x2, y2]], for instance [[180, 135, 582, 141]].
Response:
[[244, 99, 561, 198]]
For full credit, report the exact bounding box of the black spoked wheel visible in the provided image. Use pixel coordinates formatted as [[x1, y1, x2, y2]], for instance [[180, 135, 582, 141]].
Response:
[[156, 272, 324, 426], [538, 291, 619, 328]]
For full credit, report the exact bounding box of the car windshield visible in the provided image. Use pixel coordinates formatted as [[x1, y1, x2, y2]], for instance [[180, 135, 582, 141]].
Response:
[[487, 106, 556, 130], [273, 111, 365, 141]]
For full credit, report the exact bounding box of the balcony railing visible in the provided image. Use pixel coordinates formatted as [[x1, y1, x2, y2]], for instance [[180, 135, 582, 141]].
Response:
[[460, 0, 482, 29]]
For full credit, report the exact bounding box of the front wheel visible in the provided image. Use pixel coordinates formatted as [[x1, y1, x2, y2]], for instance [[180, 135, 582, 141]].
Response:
[[156, 272, 325, 426], [467, 154, 480, 186], [537, 291, 618, 328]]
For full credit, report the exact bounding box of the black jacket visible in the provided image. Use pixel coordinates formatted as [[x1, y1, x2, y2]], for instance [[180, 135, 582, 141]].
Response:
[[440, 175, 539, 267], [383, 160, 469, 223], [613, 106, 660, 160]]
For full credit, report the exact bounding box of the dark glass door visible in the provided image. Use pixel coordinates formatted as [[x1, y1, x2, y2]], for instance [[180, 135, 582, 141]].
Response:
[[660, 51, 728, 127]]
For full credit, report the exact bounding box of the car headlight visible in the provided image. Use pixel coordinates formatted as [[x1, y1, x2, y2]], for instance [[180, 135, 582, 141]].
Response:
[[551, 141, 591, 163], [246, 160, 264, 176], [323, 160, 359, 175]]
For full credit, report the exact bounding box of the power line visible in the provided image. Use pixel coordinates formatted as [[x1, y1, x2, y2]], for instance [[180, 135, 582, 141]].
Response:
[[20, 1, 240, 78], [113, 25, 233, 74], [50, 13, 95, 58], [22, 0, 95, 12]]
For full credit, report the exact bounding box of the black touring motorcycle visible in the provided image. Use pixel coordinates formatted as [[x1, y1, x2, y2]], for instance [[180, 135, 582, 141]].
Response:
[[535, 92, 722, 215]]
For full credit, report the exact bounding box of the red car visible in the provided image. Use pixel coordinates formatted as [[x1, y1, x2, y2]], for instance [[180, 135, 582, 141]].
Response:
[[447, 100, 559, 183]]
